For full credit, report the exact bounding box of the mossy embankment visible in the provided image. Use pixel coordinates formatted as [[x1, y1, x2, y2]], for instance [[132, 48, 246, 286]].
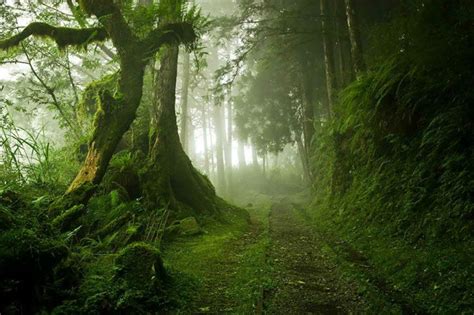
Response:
[[305, 204, 474, 314]]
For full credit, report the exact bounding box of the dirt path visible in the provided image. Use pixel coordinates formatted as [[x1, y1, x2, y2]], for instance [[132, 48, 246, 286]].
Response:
[[264, 200, 366, 314], [168, 199, 414, 313]]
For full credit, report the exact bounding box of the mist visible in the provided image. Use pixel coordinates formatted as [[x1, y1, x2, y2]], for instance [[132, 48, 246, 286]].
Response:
[[0, 0, 472, 313]]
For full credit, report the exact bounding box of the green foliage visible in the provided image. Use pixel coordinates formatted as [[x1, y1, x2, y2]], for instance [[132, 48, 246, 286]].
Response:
[[0, 189, 70, 313], [313, 0, 474, 242]]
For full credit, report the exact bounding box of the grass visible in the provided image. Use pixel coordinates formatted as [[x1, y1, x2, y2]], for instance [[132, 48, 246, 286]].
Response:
[[307, 205, 474, 314]]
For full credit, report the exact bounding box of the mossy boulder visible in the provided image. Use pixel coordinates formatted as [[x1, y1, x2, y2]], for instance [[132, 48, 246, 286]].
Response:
[[114, 242, 166, 291], [178, 217, 202, 235], [165, 217, 202, 239]]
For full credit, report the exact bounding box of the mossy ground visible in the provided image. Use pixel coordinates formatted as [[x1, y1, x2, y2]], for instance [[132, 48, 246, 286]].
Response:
[[162, 199, 272, 313]]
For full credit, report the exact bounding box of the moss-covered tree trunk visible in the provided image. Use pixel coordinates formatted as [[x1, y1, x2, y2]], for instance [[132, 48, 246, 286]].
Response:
[[144, 44, 218, 213], [66, 48, 147, 203]]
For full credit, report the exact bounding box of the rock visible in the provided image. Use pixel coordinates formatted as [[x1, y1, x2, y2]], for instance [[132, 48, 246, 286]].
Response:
[[164, 217, 203, 240], [178, 217, 202, 235], [114, 242, 166, 291]]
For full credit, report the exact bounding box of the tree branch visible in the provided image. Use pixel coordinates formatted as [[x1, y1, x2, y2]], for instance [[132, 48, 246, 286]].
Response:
[[66, 0, 116, 59], [143, 22, 197, 58], [0, 22, 108, 50], [21, 44, 82, 138]]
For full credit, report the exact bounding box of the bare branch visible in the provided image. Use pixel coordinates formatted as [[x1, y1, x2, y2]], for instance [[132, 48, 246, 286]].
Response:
[[21, 44, 82, 138], [0, 22, 108, 50]]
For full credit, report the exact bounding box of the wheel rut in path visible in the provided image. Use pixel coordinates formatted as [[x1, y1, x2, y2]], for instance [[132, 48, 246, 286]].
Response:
[[263, 200, 365, 314]]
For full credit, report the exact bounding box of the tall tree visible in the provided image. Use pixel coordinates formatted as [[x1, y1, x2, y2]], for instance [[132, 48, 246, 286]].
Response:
[[344, 0, 366, 76], [143, 0, 218, 212], [213, 103, 227, 194], [201, 103, 210, 174], [0, 1, 197, 209], [320, 0, 337, 116], [225, 96, 233, 189], [238, 141, 246, 169]]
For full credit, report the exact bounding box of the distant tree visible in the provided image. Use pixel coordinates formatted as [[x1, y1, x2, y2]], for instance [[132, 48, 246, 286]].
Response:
[[344, 0, 365, 76]]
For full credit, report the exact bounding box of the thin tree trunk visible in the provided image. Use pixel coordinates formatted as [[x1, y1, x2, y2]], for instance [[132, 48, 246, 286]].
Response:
[[225, 98, 233, 190], [213, 104, 226, 194], [320, 0, 337, 116], [208, 104, 215, 178], [296, 134, 311, 184], [202, 103, 210, 175], [337, 0, 355, 85], [252, 144, 258, 168], [179, 50, 190, 152], [238, 140, 246, 169], [301, 75, 316, 155], [344, 0, 366, 76]]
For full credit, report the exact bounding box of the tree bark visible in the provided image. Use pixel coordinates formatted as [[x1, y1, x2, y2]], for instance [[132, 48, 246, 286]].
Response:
[[344, 0, 366, 76]]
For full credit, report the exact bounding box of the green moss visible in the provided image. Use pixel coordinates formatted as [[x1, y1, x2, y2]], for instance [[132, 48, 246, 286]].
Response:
[[0, 206, 14, 230], [114, 242, 166, 291], [95, 212, 131, 239], [0, 22, 108, 51], [103, 151, 142, 199], [77, 72, 118, 127], [52, 204, 86, 232]]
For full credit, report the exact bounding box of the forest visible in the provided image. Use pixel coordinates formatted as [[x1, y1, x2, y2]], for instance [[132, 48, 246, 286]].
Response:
[[0, 0, 472, 313]]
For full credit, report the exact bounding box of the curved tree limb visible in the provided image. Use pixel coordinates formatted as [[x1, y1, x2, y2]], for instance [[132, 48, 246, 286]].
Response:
[[66, 0, 116, 59], [0, 22, 108, 50], [144, 22, 196, 58]]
